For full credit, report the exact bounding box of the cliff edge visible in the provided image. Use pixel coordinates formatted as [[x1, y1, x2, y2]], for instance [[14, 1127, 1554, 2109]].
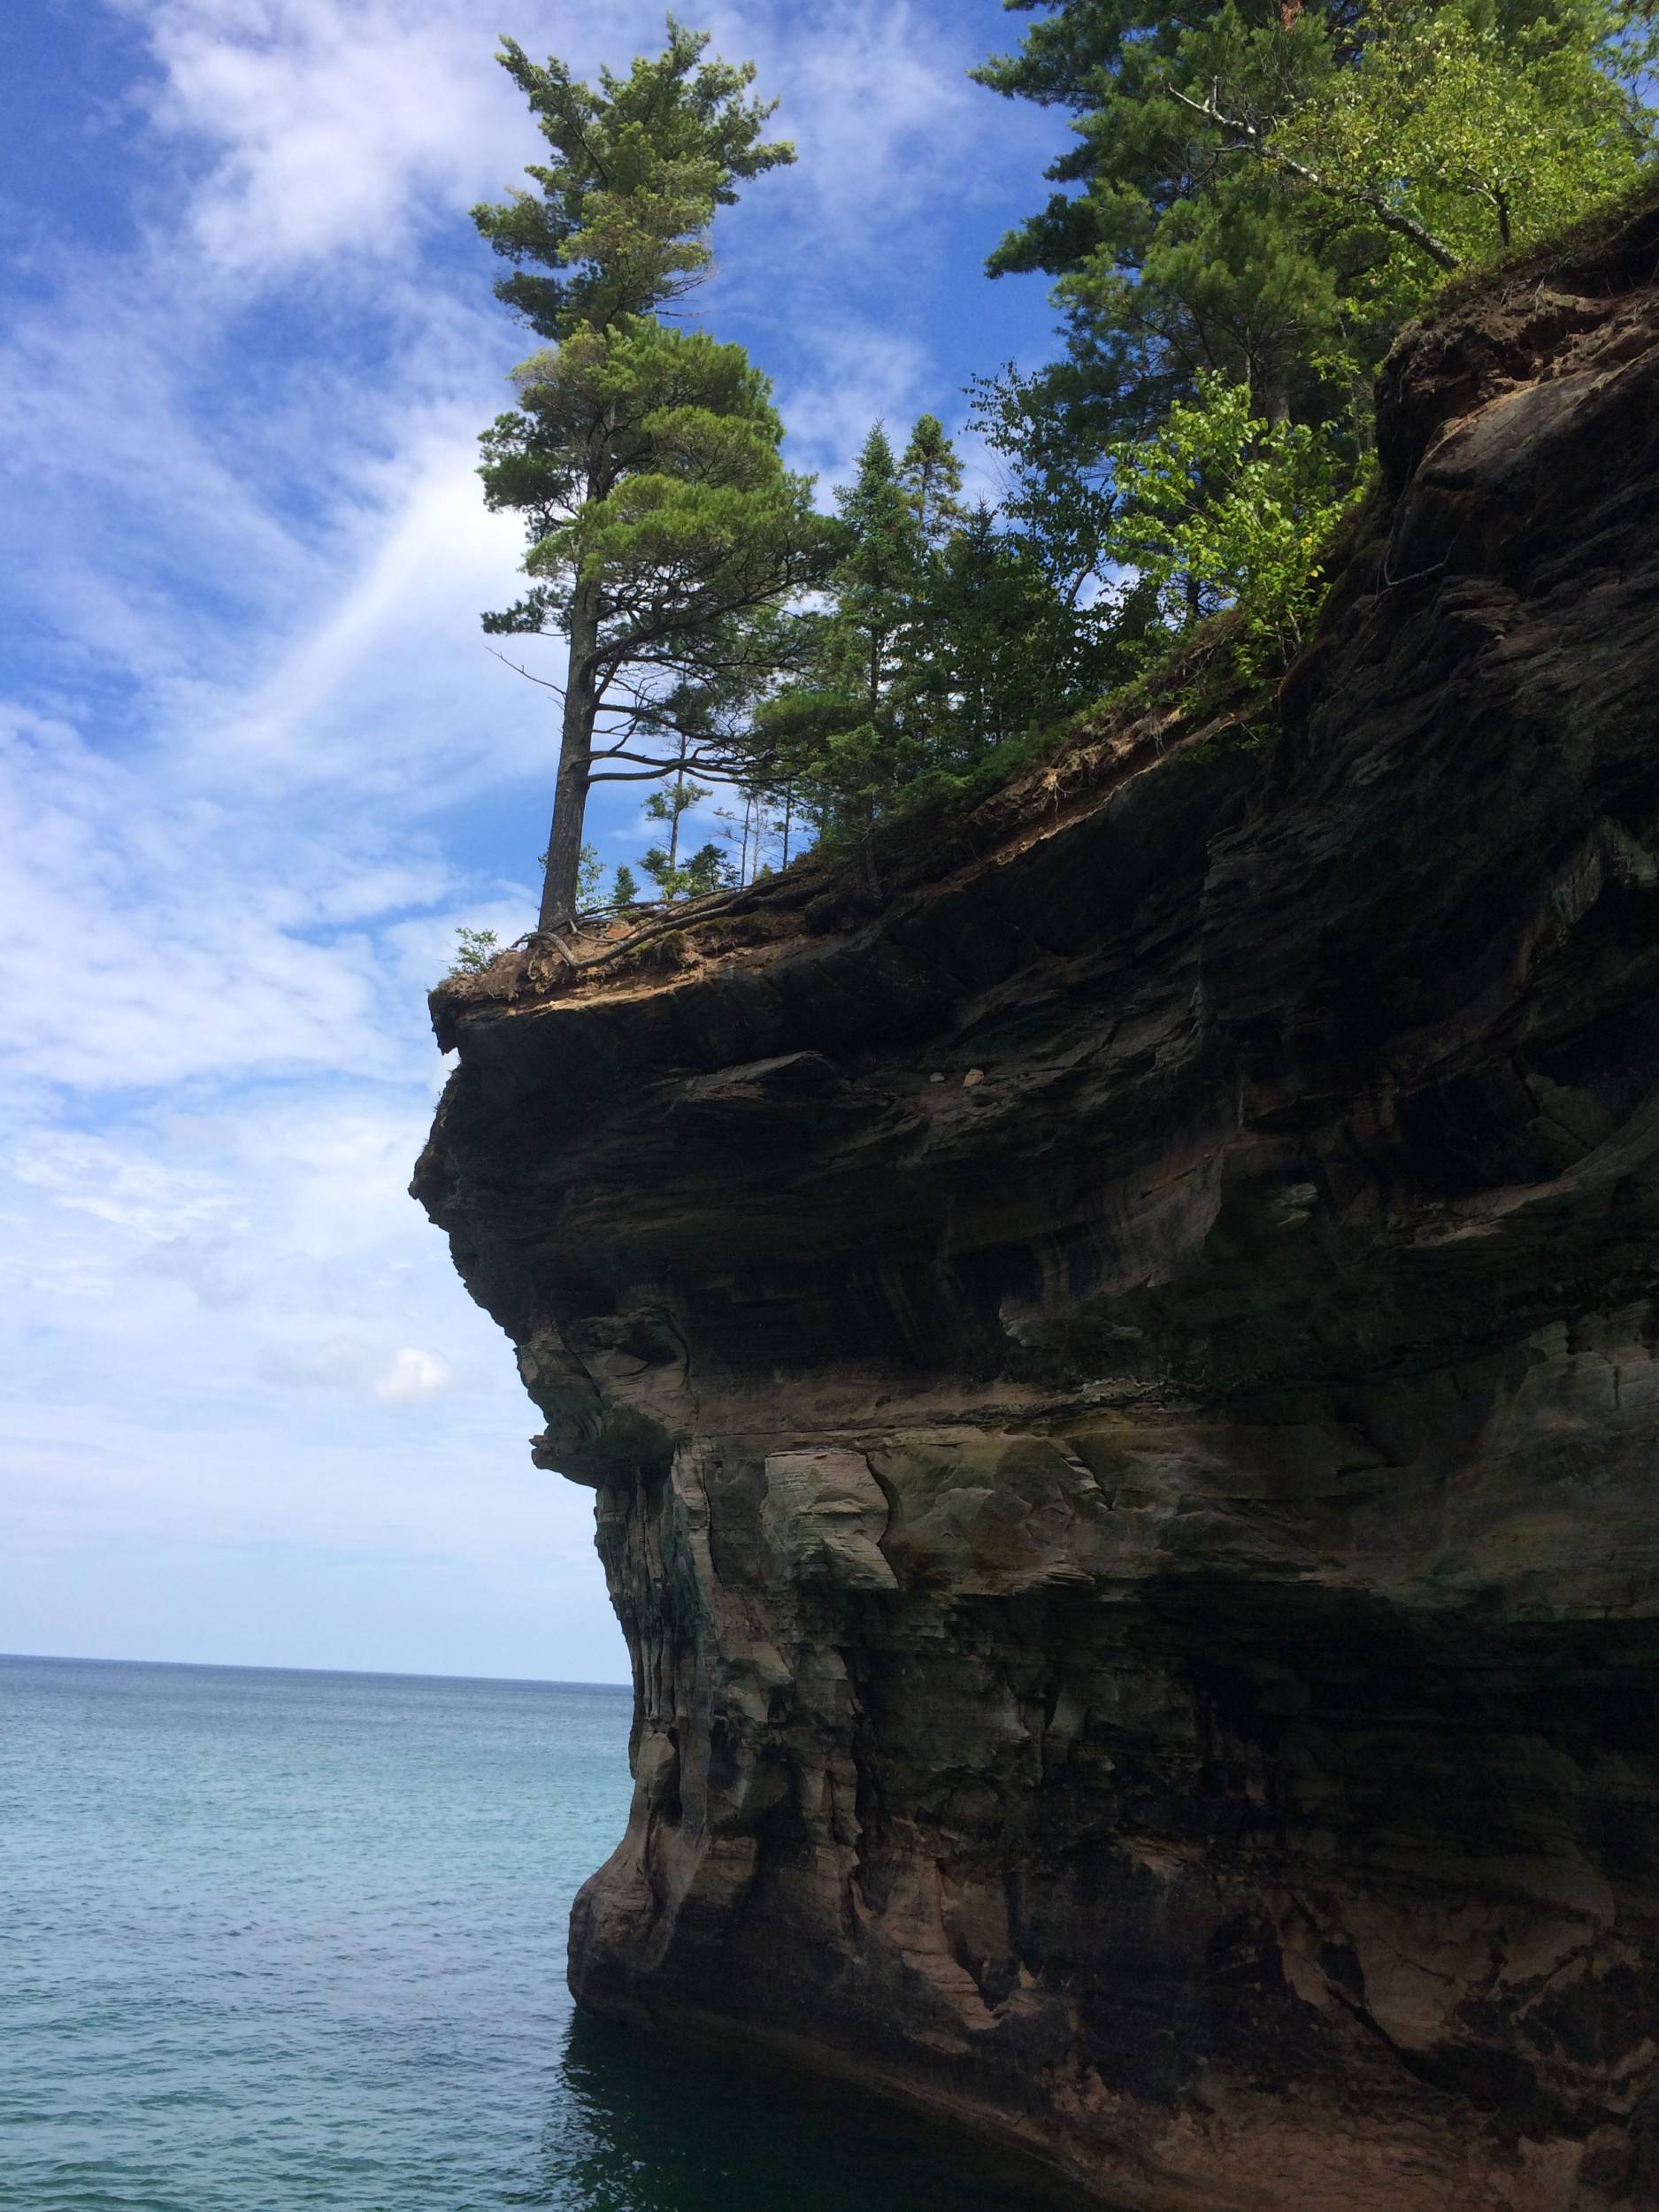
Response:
[[415, 188, 1659, 2212]]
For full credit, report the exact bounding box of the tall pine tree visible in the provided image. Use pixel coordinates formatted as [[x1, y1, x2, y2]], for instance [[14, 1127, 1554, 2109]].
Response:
[[474, 22, 832, 932]]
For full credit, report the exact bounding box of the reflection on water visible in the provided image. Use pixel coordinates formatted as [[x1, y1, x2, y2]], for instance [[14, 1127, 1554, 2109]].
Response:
[[526, 2013, 1056, 2212]]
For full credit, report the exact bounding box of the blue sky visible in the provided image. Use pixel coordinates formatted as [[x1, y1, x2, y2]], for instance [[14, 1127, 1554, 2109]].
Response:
[[0, 0, 1063, 1681]]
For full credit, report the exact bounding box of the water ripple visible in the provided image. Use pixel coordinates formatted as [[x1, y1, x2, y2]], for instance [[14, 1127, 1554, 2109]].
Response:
[[0, 1656, 1047, 2212]]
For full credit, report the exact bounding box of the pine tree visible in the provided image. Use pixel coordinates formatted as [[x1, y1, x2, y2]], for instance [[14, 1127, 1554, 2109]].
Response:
[[642, 763, 712, 878], [969, 0, 1653, 628], [757, 424, 928, 833], [474, 22, 834, 933], [837, 423, 926, 742], [925, 504, 1148, 757], [899, 414, 967, 545]]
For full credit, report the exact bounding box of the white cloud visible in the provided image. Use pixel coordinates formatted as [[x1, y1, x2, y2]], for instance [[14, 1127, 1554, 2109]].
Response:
[[195, 415, 549, 804], [0, 0, 1058, 1677], [8, 1130, 232, 1243], [739, 0, 993, 219], [0, 709, 432, 1095], [111, 0, 1040, 281], [116, 0, 668, 277], [375, 1346, 454, 1402], [125, 0, 509, 273], [775, 323, 935, 485]]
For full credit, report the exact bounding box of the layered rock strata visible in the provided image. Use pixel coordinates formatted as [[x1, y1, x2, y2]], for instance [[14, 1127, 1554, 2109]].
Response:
[[416, 193, 1659, 2212]]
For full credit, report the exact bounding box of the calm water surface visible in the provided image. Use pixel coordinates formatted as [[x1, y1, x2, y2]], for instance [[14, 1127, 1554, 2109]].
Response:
[[1, 1655, 1049, 2212]]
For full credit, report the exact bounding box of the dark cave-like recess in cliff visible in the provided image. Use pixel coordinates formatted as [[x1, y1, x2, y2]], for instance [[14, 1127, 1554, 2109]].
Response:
[[415, 190, 1659, 2212]]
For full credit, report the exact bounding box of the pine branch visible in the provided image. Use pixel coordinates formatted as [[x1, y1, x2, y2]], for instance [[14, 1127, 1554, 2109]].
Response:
[[486, 646, 567, 696]]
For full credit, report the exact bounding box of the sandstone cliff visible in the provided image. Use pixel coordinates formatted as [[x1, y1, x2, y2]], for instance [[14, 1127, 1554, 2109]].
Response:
[[415, 188, 1659, 2211]]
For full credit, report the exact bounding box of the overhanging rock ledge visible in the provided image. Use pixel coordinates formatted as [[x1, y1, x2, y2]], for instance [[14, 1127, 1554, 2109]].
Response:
[[415, 189, 1659, 2212]]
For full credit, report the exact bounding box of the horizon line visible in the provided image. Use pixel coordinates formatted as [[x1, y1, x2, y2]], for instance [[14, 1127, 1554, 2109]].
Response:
[[0, 1650, 633, 1692]]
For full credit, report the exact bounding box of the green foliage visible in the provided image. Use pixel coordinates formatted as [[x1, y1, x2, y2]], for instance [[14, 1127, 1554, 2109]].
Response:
[[899, 414, 968, 543], [473, 19, 793, 341], [611, 864, 641, 908], [452, 4, 1657, 933], [534, 841, 605, 905], [640, 839, 729, 899], [634, 768, 710, 888], [480, 320, 831, 681], [756, 423, 926, 831], [979, 0, 1655, 443], [758, 414, 1150, 836], [1106, 373, 1356, 683], [578, 842, 603, 909], [642, 776, 712, 839], [979, 2, 1356, 431], [968, 360, 1119, 605], [965, 0, 1654, 718], [473, 20, 828, 929], [449, 928, 501, 975], [1274, 2, 1654, 265], [911, 503, 1156, 764], [634, 764, 730, 900]]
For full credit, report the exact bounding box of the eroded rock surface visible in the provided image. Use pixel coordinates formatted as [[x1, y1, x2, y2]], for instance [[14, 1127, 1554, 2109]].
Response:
[[415, 193, 1659, 2212]]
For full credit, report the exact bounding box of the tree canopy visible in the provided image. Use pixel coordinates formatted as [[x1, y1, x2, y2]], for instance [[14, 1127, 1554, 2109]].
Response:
[[457, 8, 1655, 956], [977, 0, 1655, 439]]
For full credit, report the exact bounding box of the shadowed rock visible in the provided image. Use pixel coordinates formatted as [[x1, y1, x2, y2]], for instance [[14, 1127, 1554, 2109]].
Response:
[[416, 187, 1659, 2212]]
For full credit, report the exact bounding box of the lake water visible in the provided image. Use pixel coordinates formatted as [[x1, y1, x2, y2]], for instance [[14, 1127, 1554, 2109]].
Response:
[[0, 1654, 1050, 2212]]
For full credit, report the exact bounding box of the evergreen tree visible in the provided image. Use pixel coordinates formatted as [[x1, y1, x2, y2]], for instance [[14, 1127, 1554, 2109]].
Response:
[[474, 22, 833, 932], [642, 764, 712, 877], [835, 423, 927, 744], [968, 361, 1118, 608], [969, 0, 1653, 633], [640, 838, 728, 899], [920, 503, 1155, 759], [758, 424, 928, 833], [899, 414, 968, 544], [577, 842, 603, 910], [757, 413, 1145, 833]]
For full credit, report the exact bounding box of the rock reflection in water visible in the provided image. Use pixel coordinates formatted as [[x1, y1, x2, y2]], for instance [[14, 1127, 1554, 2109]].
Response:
[[521, 2012, 1061, 2212]]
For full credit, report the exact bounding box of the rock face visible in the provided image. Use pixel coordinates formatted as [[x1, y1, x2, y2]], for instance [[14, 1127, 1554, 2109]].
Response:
[[415, 194, 1659, 2212]]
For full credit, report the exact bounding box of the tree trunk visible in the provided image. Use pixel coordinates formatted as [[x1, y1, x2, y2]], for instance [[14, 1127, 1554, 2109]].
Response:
[[537, 575, 602, 933], [667, 745, 687, 872], [1253, 368, 1291, 428]]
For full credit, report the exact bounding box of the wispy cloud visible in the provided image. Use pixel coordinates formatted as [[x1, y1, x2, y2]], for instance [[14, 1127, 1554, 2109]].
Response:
[[118, 0, 533, 275], [0, 0, 1056, 1676], [733, 0, 996, 220], [116, 0, 1023, 278], [776, 322, 935, 483]]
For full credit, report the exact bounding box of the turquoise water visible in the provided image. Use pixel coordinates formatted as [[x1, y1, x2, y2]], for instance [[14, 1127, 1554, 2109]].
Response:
[[1, 1655, 1048, 2212]]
